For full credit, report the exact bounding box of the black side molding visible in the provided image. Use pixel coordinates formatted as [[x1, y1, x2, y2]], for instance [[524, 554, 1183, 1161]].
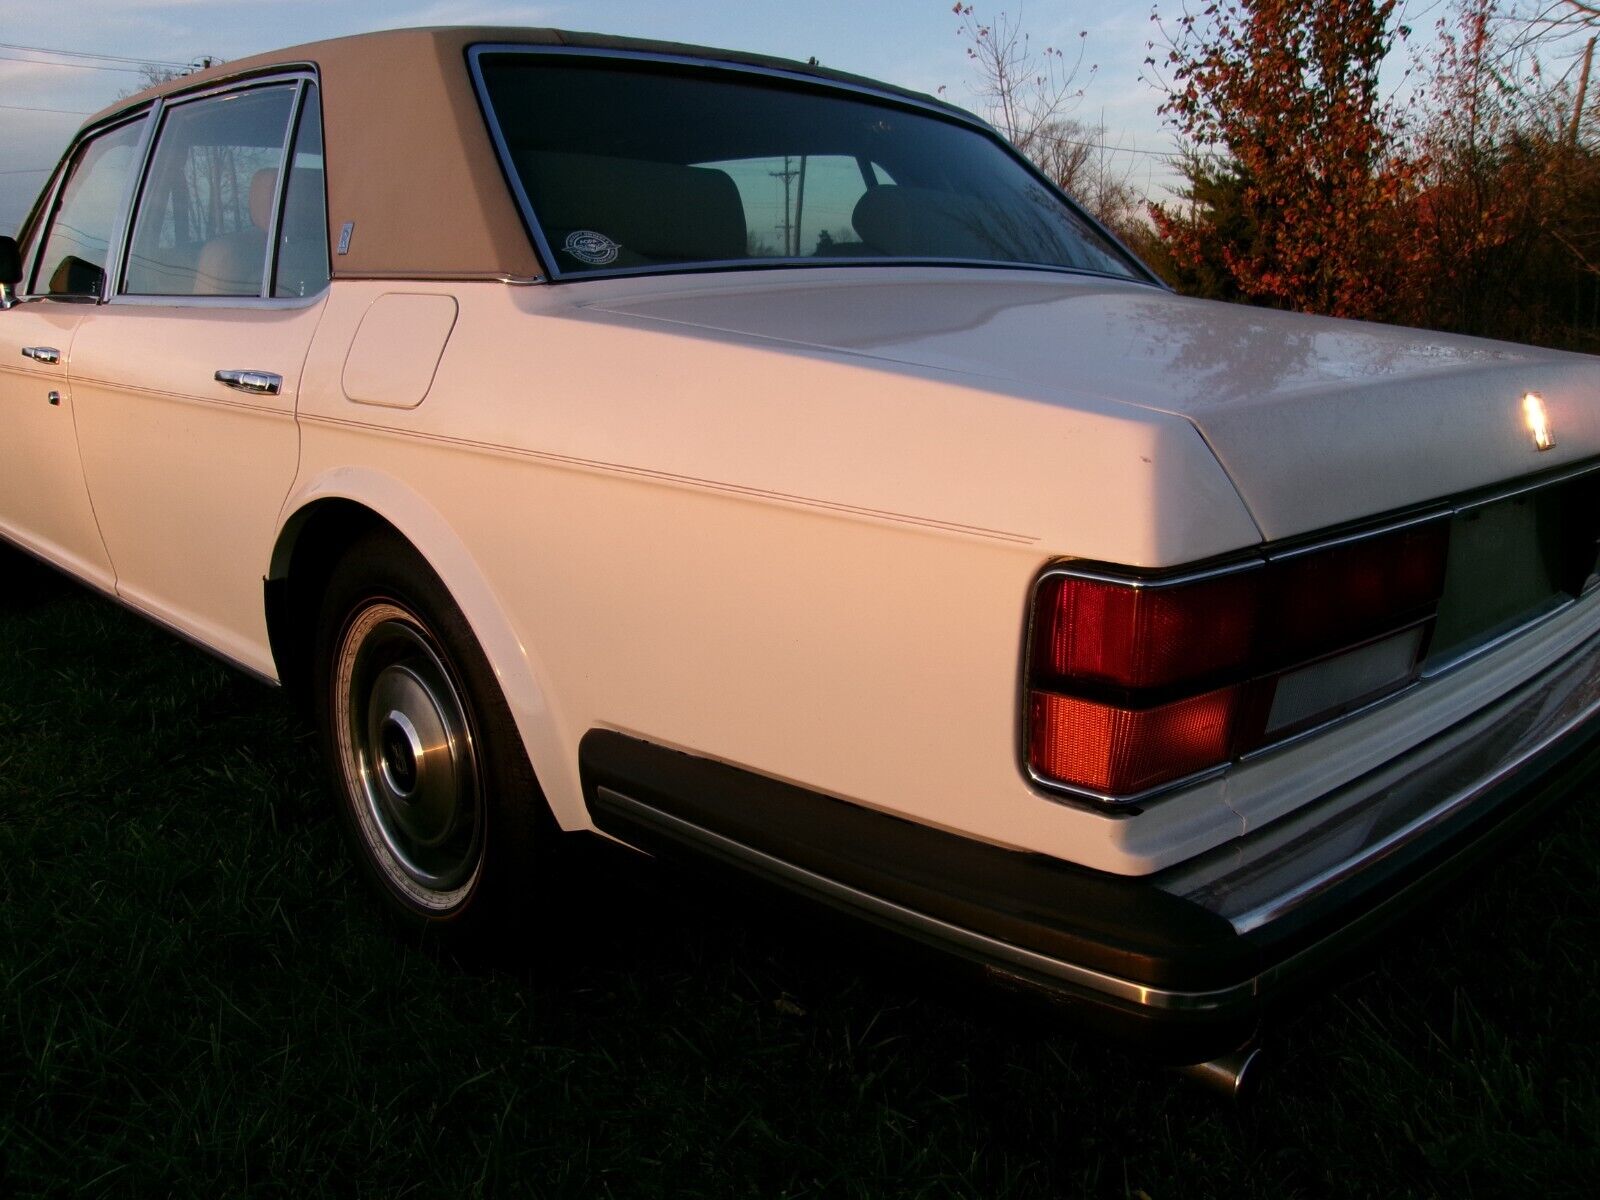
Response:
[[578, 730, 1248, 995]]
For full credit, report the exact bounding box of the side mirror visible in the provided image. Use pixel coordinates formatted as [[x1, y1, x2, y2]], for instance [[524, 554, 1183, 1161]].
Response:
[[0, 236, 19, 310], [0, 236, 20, 287]]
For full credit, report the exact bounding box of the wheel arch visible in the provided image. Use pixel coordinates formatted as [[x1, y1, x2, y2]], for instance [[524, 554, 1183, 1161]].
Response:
[[266, 470, 574, 825]]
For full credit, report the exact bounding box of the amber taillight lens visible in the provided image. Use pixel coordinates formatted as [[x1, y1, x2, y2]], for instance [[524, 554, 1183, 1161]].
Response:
[[1025, 521, 1450, 800], [1029, 687, 1243, 797]]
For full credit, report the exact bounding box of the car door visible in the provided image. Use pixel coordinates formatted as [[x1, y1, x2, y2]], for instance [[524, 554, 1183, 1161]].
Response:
[[0, 116, 150, 588], [68, 78, 330, 675]]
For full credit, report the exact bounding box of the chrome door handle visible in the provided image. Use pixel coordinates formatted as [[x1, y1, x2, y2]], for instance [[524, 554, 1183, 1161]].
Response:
[[214, 369, 282, 396], [21, 346, 61, 365]]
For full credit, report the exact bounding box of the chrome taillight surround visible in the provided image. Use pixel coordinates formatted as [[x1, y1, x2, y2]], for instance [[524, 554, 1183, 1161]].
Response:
[[1021, 512, 1456, 809]]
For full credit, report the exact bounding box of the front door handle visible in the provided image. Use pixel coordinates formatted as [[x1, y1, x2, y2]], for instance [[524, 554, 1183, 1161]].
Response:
[[21, 346, 61, 365], [214, 369, 283, 396]]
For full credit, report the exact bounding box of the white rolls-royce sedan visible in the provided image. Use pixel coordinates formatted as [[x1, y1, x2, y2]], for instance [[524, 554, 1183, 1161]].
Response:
[[3, 26, 1597, 1083]]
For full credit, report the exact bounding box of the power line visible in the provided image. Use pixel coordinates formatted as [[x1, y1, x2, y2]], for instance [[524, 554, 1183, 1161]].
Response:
[[0, 167, 53, 175], [0, 102, 92, 116], [0, 41, 188, 70], [0, 52, 150, 75]]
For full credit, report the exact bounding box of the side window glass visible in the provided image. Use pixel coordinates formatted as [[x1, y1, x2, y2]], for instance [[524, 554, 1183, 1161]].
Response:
[[273, 84, 329, 298], [124, 86, 294, 297], [31, 119, 145, 298]]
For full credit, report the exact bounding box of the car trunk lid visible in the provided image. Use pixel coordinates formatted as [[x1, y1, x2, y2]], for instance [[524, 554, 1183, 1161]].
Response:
[[581, 268, 1600, 542]]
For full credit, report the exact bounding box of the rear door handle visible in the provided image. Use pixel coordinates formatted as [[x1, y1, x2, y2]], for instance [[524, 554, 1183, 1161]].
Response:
[[214, 369, 282, 396], [21, 346, 60, 365]]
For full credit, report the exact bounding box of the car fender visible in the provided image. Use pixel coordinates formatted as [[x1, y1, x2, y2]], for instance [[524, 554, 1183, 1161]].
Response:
[[272, 465, 587, 831]]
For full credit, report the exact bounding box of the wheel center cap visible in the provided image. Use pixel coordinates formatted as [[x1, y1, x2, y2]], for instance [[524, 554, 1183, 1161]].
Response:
[[379, 717, 420, 797]]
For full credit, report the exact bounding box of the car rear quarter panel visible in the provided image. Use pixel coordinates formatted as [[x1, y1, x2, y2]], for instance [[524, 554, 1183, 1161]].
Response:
[[285, 278, 1265, 873]]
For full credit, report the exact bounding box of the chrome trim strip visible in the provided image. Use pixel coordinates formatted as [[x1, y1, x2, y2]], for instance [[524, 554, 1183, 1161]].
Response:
[[107, 292, 324, 311], [593, 785, 1257, 1013], [1021, 760, 1228, 812], [463, 43, 1158, 288], [1163, 619, 1600, 933], [1034, 556, 1265, 591], [127, 63, 319, 114], [1231, 686, 1600, 935]]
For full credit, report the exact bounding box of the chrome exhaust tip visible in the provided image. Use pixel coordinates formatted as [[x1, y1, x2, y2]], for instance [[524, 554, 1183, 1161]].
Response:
[[1176, 1043, 1263, 1101]]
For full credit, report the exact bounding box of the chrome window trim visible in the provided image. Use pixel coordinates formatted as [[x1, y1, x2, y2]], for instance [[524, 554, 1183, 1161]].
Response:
[[256, 79, 307, 298], [464, 42, 1160, 288], [111, 70, 324, 308], [269, 79, 331, 299], [20, 108, 155, 302], [101, 104, 160, 302], [1019, 463, 1600, 811], [11, 160, 69, 301], [106, 291, 326, 312]]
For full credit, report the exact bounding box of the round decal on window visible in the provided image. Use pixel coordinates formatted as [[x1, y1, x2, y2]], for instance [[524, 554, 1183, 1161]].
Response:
[[562, 230, 620, 266]]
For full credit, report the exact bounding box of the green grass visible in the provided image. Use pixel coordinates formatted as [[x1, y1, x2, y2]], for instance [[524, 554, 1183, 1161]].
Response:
[[1, 544, 1597, 1198]]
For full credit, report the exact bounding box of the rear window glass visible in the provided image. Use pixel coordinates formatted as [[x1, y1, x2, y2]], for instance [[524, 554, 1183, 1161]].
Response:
[[474, 54, 1142, 281]]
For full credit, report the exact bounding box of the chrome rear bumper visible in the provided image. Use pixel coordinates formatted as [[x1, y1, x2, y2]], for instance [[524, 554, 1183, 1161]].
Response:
[[1162, 621, 1600, 937]]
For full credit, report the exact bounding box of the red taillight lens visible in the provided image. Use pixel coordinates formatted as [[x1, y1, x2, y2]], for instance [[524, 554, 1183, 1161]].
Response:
[[1268, 525, 1450, 662], [1025, 519, 1450, 800], [1029, 687, 1242, 796], [1032, 571, 1261, 690]]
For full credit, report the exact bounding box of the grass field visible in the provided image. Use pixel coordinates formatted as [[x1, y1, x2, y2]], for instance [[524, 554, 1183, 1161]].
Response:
[[1, 543, 1597, 1198]]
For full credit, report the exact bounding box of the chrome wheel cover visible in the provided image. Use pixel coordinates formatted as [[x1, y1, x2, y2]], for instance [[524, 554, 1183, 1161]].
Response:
[[333, 602, 484, 910]]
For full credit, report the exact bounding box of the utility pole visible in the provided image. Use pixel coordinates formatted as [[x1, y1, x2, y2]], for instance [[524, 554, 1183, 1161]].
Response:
[[769, 156, 799, 256], [793, 155, 808, 257]]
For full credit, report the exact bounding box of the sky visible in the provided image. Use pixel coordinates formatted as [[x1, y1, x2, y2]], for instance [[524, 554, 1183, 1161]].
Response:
[[0, 0, 1191, 234]]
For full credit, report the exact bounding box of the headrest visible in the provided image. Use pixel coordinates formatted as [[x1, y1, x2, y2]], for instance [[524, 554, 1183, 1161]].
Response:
[[519, 152, 746, 263], [852, 185, 1004, 260], [249, 168, 278, 231]]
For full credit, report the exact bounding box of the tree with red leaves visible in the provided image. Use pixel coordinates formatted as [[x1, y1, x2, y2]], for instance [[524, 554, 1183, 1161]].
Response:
[[1151, 1, 1412, 319]]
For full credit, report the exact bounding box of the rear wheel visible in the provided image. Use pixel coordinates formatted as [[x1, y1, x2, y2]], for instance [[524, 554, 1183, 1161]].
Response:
[[314, 528, 546, 941]]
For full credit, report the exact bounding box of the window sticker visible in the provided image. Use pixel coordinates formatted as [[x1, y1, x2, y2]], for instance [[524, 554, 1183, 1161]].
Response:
[[562, 230, 620, 266]]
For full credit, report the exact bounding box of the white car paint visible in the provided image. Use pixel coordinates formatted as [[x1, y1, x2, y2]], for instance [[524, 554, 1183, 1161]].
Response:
[[265, 267, 1594, 875], [4, 252, 1595, 876]]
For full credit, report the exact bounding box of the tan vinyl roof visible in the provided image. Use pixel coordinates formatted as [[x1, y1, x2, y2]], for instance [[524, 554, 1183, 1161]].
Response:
[[85, 26, 966, 282]]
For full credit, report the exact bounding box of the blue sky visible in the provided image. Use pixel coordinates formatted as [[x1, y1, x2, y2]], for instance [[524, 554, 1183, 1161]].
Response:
[[0, 0, 1188, 233]]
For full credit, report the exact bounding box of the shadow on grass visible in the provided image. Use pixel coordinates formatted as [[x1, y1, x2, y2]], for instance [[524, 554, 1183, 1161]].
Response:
[[1, 548, 1596, 1198], [0, 543, 79, 611]]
